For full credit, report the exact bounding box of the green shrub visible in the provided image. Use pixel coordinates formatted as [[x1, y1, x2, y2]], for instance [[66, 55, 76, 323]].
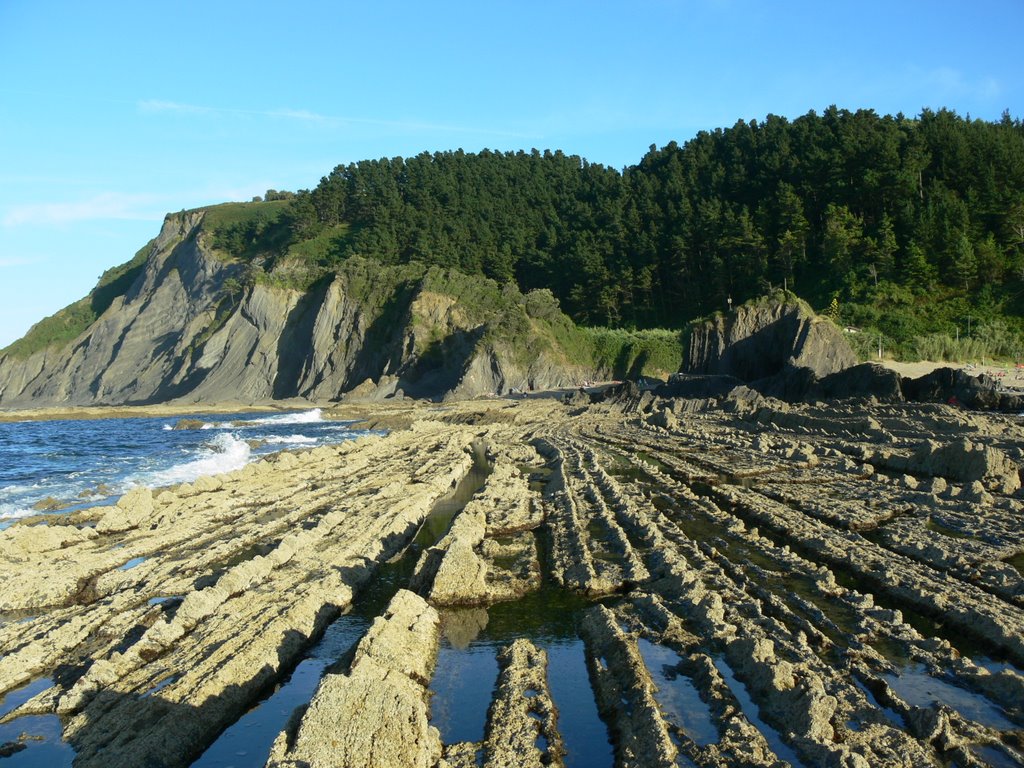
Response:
[[581, 327, 684, 379], [1, 299, 98, 359]]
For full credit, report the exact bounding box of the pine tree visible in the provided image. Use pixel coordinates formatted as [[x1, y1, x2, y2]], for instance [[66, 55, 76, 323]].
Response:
[[953, 233, 978, 290]]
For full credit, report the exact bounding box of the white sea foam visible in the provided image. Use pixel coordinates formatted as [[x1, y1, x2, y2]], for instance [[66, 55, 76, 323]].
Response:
[[252, 408, 323, 426], [0, 503, 35, 523], [0, 482, 35, 495], [142, 433, 252, 487], [260, 434, 319, 445], [162, 424, 173, 431]]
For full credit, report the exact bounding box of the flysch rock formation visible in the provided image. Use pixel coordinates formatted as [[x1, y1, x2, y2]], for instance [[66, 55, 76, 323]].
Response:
[[1, 395, 1024, 767], [685, 295, 857, 382], [412, 452, 543, 606], [265, 589, 442, 768], [670, 295, 1024, 412], [0, 211, 591, 407]]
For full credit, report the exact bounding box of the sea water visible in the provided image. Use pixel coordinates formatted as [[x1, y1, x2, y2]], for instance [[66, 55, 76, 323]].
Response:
[[0, 409, 374, 526]]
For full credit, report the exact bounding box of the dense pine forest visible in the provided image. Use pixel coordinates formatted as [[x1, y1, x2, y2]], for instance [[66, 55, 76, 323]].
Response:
[[212, 107, 1024, 359]]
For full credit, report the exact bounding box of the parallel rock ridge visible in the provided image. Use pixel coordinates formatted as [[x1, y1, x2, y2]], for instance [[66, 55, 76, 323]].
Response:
[[0, 212, 590, 407], [266, 590, 443, 768], [2, 395, 1024, 767]]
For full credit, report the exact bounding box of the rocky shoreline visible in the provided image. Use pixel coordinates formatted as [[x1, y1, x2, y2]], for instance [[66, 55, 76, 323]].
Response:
[[1, 392, 1023, 766]]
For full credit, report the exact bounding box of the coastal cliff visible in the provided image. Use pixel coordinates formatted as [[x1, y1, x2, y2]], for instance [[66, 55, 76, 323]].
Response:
[[685, 296, 857, 381], [0, 211, 599, 406]]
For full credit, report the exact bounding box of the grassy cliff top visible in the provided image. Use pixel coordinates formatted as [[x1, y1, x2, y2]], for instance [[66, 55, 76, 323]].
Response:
[[1, 238, 156, 360]]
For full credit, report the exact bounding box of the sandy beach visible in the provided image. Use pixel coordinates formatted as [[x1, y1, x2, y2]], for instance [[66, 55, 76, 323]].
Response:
[[879, 358, 1024, 391]]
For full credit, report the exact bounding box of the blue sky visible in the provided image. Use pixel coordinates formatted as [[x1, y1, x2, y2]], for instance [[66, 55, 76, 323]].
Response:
[[1, 0, 1021, 348]]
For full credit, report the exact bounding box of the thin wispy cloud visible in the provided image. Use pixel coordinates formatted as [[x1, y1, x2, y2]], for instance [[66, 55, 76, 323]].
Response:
[[0, 257, 31, 268], [2, 193, 164, 227], [137, 99, 539, 139]]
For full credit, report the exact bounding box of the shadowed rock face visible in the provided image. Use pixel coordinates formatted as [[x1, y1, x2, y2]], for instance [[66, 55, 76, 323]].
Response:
[[0, 213, 590, 408], [903, 366, 1024, 412], [685, 298, 857, 381], [677, 300, 1023, 412]]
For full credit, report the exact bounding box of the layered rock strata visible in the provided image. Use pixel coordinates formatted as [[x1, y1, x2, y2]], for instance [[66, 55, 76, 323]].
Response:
[[412, 456, 543, 606], [0, 213, 591, 407], [483, 639, 565, 768], [265, 589, 442, 768], [685, 296, 857, 381], [1, 394, 1023, 767]]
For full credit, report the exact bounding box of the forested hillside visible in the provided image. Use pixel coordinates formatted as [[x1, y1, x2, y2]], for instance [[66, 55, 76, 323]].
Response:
[[8, 106, 1023, 368], [211, 106, 1024, 359]]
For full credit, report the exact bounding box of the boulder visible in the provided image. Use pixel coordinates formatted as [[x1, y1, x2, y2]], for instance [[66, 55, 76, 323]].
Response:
[[814, 362, 904, 402], [902, 367, 1024, 412], [647, 407, 678, 431], [562, 388, 594, 407], [750, 363, 820, 402], [911, 439, 1021, 494], [655, 373, 745, 399], [598, 380, 642, 403]]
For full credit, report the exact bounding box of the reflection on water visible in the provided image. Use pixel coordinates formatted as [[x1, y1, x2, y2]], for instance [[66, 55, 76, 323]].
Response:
[[193, 444, 492, 768], [883, 663, 1017, 731], [190, 616, 370, 768], [0, 679, 74, 767], [429, 642, 499, 744], [8, 438, 618, 768], [713, 657, 807, 768], [637, 639, 718, 747], [417, 440, 492, 546], [429, 585, 614, 768]]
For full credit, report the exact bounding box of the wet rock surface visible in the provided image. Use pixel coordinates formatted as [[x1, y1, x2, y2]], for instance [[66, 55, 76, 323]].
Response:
[[481, 638, 565, 768], [265, 589, 442, 768], [2, 395, 1024, 767]]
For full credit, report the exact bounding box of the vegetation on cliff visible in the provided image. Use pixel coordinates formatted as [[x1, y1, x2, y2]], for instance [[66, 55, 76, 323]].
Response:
[[5, 106, 1024, 367], [2, 239, 155, 359], [209, 106, 1024, 360]]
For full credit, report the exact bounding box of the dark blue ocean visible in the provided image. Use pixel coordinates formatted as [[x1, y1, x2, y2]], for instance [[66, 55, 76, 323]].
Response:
[[0, 408, 371, 526]]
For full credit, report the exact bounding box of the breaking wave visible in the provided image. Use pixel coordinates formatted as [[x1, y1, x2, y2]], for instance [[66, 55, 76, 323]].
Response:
[[140, 433, 252, 487], [251, 408, 323, 426]]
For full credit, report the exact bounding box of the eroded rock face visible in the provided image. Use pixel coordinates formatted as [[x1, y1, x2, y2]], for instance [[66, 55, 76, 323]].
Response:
[[417, 510, 490, 605], [412, 456, 543, 607], [912, 438, 1022, 494], [674, 297, 915, 407], [481, 639, 565, 768], [814, 361, 904, 402], [0, 215, 593, 407], [903, 366, 1024, 411], [685, 296, 857, 381], [0, 418, 479, 767], [580, 605, 679, 767], [862, 437, 1023, 495]]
